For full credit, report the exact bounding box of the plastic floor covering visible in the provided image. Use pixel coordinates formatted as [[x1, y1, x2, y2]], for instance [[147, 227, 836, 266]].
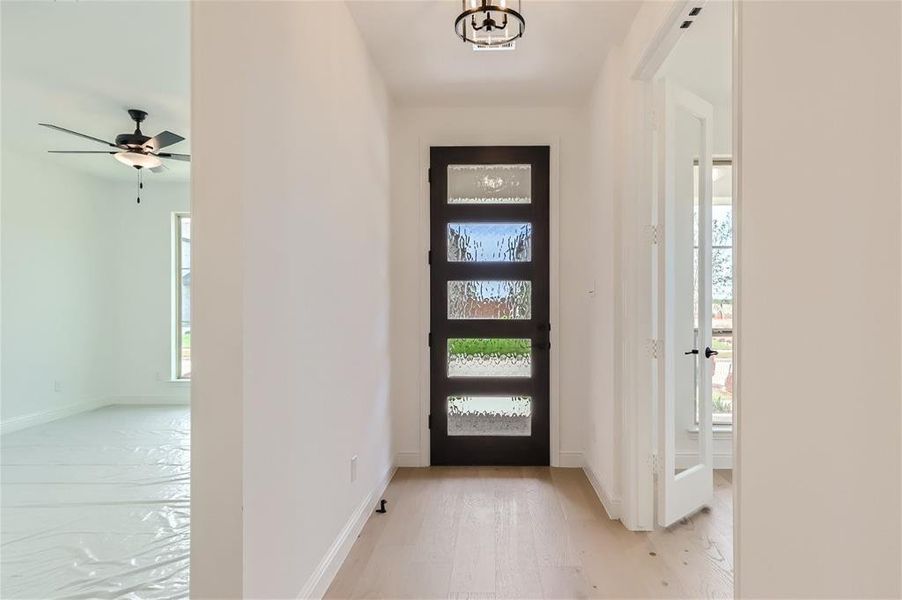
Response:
[[1, 405, 190, 599]]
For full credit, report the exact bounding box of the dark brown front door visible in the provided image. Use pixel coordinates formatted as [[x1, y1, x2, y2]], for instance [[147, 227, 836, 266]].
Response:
[[429, 146, 550, 466]]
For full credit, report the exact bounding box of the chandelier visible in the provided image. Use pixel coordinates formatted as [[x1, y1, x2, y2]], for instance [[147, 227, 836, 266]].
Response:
[[454, 0, 525, 48]]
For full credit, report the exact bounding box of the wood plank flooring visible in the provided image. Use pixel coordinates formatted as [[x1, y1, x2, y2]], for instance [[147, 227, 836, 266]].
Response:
[[326, 467, 733, 599]]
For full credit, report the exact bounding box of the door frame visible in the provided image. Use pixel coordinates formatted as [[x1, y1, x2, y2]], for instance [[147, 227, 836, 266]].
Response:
[[627, 0, 743, 593], [412, 135, 562, 468], [428, 145, 551, 466]]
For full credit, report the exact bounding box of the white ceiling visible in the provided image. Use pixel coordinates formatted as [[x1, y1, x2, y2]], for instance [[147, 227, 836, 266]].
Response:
[[1, 1, 190, 182], [347, 0, 641, 107]]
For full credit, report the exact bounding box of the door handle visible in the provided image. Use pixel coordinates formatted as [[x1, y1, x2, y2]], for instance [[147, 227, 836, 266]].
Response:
[[684, 349, 699, 355], [705, 347, 718, 358]]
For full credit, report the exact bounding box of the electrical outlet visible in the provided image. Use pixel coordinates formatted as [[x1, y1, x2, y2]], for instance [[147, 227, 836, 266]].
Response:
[[350, 455, 358, 483]]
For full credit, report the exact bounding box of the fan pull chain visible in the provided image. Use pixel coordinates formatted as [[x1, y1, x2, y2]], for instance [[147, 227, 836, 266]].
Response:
[[137, 169, 144, 204]]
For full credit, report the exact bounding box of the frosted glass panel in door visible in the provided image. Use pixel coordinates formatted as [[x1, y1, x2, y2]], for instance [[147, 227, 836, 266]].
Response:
[[447, 223, 532, 262], [447, 280, 532, 320], [447, 396, 532, 436], [447, 164, 531, 204], [447, 338, 532, 377]]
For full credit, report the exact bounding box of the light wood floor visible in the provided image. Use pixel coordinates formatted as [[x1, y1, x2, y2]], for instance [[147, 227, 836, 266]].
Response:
[[326, 467, 733, 599]]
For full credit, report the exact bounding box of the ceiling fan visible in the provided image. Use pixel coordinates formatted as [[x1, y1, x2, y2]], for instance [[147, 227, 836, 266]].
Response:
[[40, 108, 190, 203]]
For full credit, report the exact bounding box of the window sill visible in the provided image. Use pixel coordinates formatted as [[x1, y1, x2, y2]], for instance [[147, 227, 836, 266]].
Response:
[[687, 425, 733, 437], [168, 379, 190, 384]]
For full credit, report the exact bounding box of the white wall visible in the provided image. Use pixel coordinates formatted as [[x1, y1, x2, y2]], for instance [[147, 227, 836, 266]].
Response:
[[736, 1, 901, 596], [108, 181, 190, 405], [389, 105, 592, 468], [0, 158, 189, 432], [191, 2, 393, 598], [1, 153, 114, 428], [1, 0, 190, 432], [582, 0, 681, 531], [584, 48, 622, 515]]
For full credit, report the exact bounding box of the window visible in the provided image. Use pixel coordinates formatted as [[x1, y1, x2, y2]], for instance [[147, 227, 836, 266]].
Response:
[[695, 160, 733, 426], [174, 214, 191, 380]]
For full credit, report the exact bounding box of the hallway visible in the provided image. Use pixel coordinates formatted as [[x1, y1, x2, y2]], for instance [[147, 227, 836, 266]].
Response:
[[327, 468, 732, 599]]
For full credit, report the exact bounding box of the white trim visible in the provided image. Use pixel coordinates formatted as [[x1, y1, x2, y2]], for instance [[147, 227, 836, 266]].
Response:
[[107, 396, 191, 406], [731, 1, 744, 596], [675, 451, 733, 470], [296, 465, 397, 599], [687, 426, 732, 438], [394, 451, 420, 468], [562, 452, 623, 519], [582, 462, 622, 520], [416, 135, 562, 467], [558, 450, 584, 468], [632, 1, 702, 80], [172, 212, 191, 381], [1, 397, 191, 436], [0, 398, 106, 435]]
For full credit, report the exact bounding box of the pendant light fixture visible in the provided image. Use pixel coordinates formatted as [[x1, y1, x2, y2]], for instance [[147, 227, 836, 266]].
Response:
[[455, 0, 525, 48]]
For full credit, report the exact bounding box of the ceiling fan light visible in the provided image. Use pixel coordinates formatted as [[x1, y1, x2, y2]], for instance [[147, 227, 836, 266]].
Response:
[[114, 151, 162, 169]]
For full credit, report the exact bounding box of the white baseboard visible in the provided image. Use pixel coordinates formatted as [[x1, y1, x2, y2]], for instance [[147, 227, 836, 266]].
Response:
[[558, 451, 622, 520], [1, 395, 191, 436], [297, 465, 396, 599], [582, 463, 622, 520], [394, 451, 421, 468], [558, 450, 584, 468], [106, 395, 190, 406], [1, 398, 106, 435]]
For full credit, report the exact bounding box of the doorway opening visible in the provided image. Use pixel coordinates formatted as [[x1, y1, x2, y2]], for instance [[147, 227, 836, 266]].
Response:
[[0, 2, 191, 598], [429, 146, 551, 466], [641, 1, 735, 590]]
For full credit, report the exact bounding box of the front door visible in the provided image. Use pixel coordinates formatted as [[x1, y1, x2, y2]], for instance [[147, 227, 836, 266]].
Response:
[[429, 146, 550, 466]]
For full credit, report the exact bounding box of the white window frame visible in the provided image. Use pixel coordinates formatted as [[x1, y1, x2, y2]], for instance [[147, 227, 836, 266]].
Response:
[[173, 213, 191, 380], [693, 158, 734, 427]]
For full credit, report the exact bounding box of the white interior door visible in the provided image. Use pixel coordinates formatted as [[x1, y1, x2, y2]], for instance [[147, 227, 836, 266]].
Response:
[[657, 80, 715, 527]]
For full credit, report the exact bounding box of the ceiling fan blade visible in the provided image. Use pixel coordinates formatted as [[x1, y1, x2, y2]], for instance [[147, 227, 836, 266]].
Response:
[[39, 123, 118, 148], [144, 131, 185, 151], [150, 164, 168, 173], [157, 152, 191, 162], [48, 150, 116, 154]]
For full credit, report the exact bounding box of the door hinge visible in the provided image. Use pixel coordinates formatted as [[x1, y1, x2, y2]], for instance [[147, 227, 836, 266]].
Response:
[[428, 167, 431, 183], [649, 452, 661, 476], [428, 413, 432, 429], [428, 332, 433, 347], [428, 249, 432, 265], [648, 338, 662, 359]]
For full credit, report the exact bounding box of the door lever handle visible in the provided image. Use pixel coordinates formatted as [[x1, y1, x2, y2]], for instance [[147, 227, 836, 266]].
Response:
[[684, 349, 699, 355], [705, 347, 718, 358]]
